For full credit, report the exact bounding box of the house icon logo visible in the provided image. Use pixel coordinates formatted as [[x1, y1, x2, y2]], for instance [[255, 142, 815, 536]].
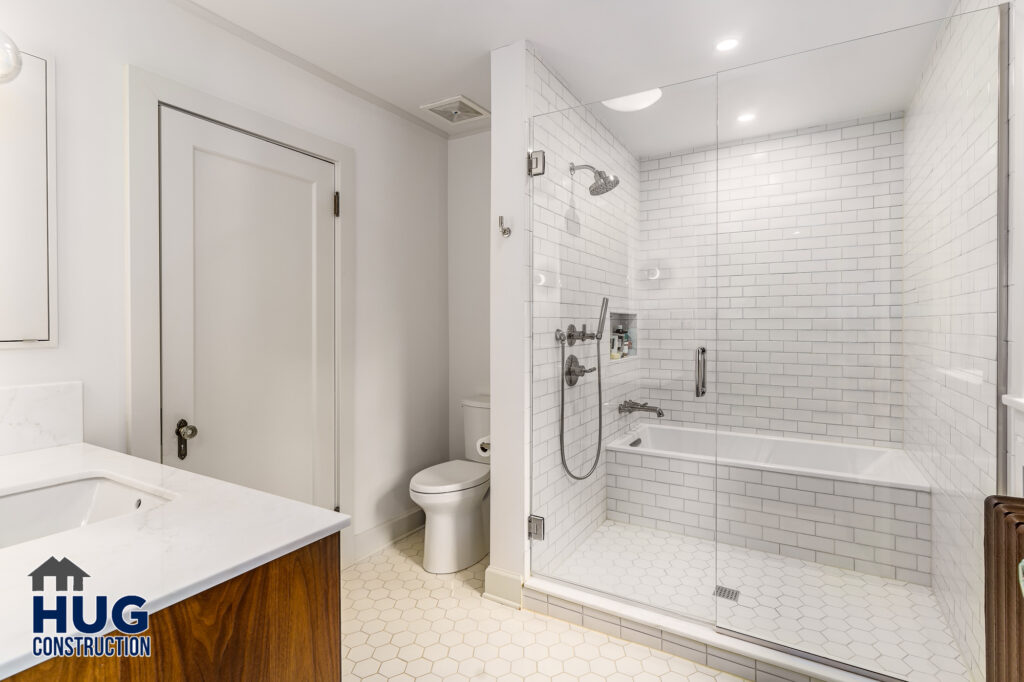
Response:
[[28, 557, 90, 592]]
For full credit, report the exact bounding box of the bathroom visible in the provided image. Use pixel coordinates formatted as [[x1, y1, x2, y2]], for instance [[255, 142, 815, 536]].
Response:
[[0, 1, 1022, 681]]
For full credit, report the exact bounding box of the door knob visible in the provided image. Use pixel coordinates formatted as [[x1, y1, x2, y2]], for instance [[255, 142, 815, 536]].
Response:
[[175, 419, 198, 460]]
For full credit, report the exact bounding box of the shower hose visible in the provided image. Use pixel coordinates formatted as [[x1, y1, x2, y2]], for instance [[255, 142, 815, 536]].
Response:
[[558, 337, 603, 480]]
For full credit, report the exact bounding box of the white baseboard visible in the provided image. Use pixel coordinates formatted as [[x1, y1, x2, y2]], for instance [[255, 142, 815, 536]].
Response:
[[484, 564, 523, 607], [347, 508, 425, 567]]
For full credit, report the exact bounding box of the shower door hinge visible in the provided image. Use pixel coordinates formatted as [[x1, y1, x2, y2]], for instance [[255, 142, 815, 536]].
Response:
[[528, 514, 545, 541], [333, 192, 340, 217], [528, 150, 546, 177]]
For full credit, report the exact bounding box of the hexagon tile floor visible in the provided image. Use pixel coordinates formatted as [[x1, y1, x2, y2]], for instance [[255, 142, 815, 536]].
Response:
[[554, 520, 970, 682], [341, 530, 748, 682]]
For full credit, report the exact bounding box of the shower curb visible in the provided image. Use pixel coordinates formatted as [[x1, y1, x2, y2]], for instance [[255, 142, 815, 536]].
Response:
[[523, 578, 880, 682]]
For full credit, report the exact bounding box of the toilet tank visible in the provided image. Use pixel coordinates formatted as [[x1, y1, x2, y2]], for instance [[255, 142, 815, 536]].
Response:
[[461, 395, 490, 464]]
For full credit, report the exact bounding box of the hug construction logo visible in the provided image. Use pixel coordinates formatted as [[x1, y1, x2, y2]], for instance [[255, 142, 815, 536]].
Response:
[[29, 556, 152, 659]]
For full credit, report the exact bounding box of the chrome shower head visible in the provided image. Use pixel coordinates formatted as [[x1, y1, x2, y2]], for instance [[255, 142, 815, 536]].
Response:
[[570, 162, 620, 196]]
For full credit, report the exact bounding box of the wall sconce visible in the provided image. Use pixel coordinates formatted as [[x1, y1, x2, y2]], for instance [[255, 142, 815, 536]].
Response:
[[0, 29, 22, 84]]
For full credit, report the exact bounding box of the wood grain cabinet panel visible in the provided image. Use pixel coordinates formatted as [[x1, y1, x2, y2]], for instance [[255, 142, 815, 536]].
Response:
[[11, 533, 340, 682]]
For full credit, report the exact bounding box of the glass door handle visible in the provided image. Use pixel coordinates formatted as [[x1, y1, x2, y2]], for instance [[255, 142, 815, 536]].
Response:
[[695, 347, 707, 398]]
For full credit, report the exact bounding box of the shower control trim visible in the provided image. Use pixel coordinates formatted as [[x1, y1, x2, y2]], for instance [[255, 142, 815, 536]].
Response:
[[564, 354, 594, 387], [555, 299, 610, 347]]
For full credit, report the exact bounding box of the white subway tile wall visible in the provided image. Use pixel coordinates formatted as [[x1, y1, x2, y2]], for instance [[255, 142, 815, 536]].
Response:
[[605, 449, 933, 585], [636, 115, 905, 447], [528, 50, 640, 574], [903, 7, 1000, 682]]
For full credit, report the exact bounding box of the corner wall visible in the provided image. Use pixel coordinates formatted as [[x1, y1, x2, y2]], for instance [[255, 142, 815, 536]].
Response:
[[486, 40, 531, 604], [903, 7, 1001, 681]]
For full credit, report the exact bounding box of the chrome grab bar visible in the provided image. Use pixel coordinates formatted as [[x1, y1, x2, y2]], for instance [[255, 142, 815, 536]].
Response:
[[695, 346, 707, 398]]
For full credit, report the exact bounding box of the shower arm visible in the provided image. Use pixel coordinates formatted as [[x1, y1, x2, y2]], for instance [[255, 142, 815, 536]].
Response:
[[569, 162, 596, 176]]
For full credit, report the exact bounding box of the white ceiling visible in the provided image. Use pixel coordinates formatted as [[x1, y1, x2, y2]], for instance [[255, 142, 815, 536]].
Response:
[[590, 19, 944, 156], [184, 0, 961, 141]]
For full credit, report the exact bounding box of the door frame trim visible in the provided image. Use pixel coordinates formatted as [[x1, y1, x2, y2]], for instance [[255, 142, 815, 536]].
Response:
[[126, 66, 355, 549]]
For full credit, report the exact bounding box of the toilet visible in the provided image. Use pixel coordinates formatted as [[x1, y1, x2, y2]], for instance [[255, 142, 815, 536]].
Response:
[[410, 395, 490, 574]]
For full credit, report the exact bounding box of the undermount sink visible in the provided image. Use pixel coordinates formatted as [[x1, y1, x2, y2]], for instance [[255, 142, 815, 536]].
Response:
[[0, 476, 172, 550]]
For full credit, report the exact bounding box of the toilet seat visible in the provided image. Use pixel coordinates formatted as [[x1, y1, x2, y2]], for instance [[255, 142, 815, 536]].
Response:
[[410, 460, 489, 494]]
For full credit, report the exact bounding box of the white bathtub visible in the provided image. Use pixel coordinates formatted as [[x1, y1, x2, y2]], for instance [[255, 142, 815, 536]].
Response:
[[605, 424, 933, 583], [609, 424, 929, 491]]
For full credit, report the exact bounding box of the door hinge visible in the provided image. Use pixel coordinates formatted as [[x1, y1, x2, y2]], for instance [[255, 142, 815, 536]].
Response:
[[528, 514, 545, 541], [333, 192, 340, 217], [528, 150, 546, 177]]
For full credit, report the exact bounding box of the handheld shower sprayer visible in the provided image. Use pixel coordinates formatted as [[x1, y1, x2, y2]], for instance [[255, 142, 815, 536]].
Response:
[[553, 297, 610, 480]]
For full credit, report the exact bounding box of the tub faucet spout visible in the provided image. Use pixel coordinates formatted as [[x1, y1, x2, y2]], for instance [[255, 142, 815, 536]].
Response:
[[619, 400, 664, 418]]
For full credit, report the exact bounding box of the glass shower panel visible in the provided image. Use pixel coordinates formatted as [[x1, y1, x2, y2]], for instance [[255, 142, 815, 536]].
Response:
[[713, 10, 1001, 682], [528, 72, 721, 624]]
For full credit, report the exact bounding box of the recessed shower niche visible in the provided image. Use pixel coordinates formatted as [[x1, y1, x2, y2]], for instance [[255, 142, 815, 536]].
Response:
[[607, 311, 636, 360]]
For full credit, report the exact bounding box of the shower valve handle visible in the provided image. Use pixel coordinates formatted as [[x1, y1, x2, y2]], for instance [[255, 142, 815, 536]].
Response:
[[568, 363, 595, 377], [564, 354, 595, 387]]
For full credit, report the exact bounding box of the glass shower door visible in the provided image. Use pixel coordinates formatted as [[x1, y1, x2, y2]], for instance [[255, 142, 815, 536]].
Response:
[[713, 11, 1001, 681], [527, 72, 722, 626]]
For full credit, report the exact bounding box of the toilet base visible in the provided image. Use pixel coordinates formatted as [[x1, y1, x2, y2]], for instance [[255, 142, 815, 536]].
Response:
[[410, 483, 489, 574]]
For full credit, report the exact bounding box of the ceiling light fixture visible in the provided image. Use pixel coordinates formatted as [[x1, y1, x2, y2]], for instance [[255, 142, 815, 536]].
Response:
[[737, 112, 756, 123], [601, 88, 663, 113], [716, 38, 740, 52], [0, 29, 22, 84]]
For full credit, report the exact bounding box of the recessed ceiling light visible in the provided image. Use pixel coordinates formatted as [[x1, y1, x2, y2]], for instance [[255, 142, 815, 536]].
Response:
[[716, 38, 740, 52], [601, 88, 663, 112], [737, 112, 756, 123]]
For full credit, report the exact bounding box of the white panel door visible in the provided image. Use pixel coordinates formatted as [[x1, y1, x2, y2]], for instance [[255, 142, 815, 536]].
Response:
[[159, 106, 335, 509]]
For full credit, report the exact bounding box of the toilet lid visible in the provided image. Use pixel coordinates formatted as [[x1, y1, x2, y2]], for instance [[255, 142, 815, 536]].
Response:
[[410, 460, 490, 494]]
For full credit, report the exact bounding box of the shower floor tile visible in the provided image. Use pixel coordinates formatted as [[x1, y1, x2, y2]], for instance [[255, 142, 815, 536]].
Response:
[[553, 520, 969, 682]]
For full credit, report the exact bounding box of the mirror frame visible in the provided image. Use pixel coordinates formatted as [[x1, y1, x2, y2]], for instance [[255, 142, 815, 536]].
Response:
[[0, 50, 57, 349]]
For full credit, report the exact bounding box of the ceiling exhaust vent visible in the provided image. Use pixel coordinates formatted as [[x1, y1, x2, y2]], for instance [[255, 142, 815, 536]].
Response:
[[421, 95, 489, 124]]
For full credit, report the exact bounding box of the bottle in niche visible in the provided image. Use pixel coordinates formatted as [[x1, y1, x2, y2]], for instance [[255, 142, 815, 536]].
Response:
[[610, 327, 623, 360], [621, 328, 631, 357]]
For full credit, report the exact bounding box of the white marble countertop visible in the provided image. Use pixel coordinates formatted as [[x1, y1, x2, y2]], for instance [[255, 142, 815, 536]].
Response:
[[0, 443, 350, 678]]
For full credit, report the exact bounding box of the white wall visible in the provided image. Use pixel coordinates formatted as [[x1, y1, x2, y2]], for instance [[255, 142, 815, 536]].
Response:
[[903, 7, 1000, 681], [0, 0, 449, 553], [447, 132, 491, 457]]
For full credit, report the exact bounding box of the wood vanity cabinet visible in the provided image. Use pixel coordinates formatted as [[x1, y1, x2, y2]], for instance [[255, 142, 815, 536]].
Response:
[[11, 533, 341, 682]]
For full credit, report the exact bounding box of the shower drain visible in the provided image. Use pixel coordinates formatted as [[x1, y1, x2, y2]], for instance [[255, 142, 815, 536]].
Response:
[[713, 585, 740, 601]]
